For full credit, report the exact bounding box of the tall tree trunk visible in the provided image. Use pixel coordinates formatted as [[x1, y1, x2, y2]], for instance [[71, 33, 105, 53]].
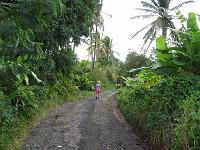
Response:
[[162, 27, 167, 37], [72, 42, 76, 52], [92, 52, 95, 68], [90, 32, 95, 68], [162, 19, 167, 37], [93, 23, 98, 68]]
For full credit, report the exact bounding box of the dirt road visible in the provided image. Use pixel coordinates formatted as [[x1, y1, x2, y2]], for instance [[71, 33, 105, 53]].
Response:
[[22, 91, 147, 150]]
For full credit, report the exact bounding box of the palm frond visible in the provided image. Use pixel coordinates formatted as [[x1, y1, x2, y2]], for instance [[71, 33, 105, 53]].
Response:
[[141, 25, 157, 51], [135, 8, 158, 13], [153, 17, 163, 28], [144, 31, 156, 53], [131, 14, 157, 20], [130, 20, 157, 39], [168, 29, 179, 42], [140, 18, 164, 51], [170, 0, 194, 11], [167, 21, 179, 42], [150, 0, 159, 7], [143, 25, 157, 41], [166, 20, 176, 29], [141, 1, 158, 11], [131, 0, 193, 53]]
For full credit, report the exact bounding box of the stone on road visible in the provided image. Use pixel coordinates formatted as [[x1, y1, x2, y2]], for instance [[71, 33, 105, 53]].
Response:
[[22, 91, 147, 150]]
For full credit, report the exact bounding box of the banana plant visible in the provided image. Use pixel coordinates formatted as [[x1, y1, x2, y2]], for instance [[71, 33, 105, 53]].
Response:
[[121, 76, 135, 87], [156, 12, 200, 75], [9, 84, 38, 109]]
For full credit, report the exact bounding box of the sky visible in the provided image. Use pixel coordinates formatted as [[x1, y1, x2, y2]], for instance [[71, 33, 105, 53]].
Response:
[[75, 0, 200, 62]]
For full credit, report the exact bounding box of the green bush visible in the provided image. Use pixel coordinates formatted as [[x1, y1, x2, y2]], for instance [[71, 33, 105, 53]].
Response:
[[0, 74, 88, 149], [117, 75, 200, 149]]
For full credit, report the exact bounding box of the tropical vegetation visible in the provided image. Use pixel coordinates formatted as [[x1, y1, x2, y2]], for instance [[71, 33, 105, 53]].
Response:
[[117, 9, 200, 149], [1, 0, 200, 149], [0, 0, 118, 149]]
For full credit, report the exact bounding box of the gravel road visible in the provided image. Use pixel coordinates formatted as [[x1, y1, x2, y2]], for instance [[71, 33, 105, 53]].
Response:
[[22, 91, 147, 150]]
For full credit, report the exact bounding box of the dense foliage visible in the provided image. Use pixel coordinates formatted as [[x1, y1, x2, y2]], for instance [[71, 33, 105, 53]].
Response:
[[2, 0, 200, 149], [117, 75, 200, 149], [117, 12, 200, 149], [0, 0, 114, 149], [156, 12, 200, 75]]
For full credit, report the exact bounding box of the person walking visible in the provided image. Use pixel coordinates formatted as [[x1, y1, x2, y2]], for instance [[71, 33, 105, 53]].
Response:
[[95, 81, 101, 99]]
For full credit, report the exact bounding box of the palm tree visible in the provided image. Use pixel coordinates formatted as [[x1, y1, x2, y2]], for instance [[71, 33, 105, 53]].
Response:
[[99, 36, 119, 66], [131, 0, 194, 52], [87, 33, 96, 64], [100, 36, 114, 59], [87, 0, 104, 68], [87, 1, 112, 68]]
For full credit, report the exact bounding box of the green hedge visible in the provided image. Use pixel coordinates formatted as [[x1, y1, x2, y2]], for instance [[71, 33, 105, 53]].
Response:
[[0, 76, 92, 150], [117, 76, 200, 149]]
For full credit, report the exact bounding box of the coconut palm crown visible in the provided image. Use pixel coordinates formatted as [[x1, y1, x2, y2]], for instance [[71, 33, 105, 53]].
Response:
[[131, 0, 194, 52]]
